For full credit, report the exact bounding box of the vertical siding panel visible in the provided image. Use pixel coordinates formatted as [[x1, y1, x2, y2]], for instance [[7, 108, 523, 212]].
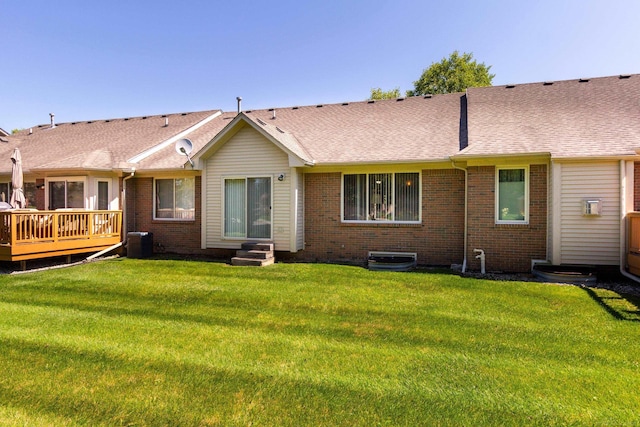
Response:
[[297, 170, 305, 250], [560, 162, 620, 264], [204, 125, 292, 250]]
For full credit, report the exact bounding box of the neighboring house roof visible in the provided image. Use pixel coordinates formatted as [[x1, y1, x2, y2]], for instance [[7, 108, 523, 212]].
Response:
[[136, 111, 233, 171], [458, 74, 640, 159], [0, 128, 9, 137], [0, 110, 221, 174]]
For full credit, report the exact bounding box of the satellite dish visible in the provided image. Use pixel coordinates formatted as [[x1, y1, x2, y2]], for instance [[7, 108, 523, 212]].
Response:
[[175, 138, 193, 155], [175, 138, 194, 167]]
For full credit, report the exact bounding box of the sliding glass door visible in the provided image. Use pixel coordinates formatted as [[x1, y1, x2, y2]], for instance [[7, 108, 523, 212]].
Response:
[[224, 177, 271, 239]]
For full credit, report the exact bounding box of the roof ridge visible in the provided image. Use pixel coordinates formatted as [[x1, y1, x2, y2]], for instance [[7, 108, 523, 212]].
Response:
[[485, 73, 640, 90], [235, 93, 460, 115], [26, 109, 222, 128]]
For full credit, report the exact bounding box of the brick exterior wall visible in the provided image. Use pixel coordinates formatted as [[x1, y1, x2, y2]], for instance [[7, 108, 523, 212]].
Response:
[[635, 162, 640, 212], [126, 176, 228, 258], [124, 166, 545, 272], [300, 170, 465, 266], [466, 164, 547, 273]]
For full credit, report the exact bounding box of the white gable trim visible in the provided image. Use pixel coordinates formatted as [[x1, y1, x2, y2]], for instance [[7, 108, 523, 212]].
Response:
[[192, 114, 314, 168], [127, 111, 222, 164]]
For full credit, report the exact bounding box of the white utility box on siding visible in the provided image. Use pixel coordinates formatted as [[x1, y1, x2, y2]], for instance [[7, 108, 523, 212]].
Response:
[[582, 199, 602, 216]]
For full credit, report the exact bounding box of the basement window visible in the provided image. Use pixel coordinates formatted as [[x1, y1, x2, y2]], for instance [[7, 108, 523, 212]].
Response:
[[495, 166, 529, 224]]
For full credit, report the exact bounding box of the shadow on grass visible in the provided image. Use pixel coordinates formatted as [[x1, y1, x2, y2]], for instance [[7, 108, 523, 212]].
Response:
[[0, 336, 550, 427], [580, 286, 640, 322]]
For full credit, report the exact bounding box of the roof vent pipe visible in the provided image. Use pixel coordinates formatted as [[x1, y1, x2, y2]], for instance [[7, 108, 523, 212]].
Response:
[[236, 96, 242, 114], [49, 113, 55, 128], [165, 117, 169, 127], [272, 109, 276, 120]]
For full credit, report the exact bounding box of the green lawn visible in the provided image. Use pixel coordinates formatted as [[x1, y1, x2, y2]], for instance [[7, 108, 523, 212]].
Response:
[[0, 259, 639, 426]]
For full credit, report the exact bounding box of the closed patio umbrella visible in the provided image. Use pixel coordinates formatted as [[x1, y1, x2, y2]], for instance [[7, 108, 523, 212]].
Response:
[[10, 148, 26, 209]]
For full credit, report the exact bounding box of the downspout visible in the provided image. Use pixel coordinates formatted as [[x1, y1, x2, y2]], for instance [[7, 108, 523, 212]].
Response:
[[452, 161, 468, 272], [619, 160, 640, 283], [122, 169, 136, 247]]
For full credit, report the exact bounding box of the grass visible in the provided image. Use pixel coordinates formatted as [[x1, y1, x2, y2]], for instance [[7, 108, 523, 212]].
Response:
[[0, 258, 639, 426]]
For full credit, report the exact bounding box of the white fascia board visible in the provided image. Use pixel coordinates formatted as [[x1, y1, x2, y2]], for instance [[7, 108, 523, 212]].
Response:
[[127, 111, 222, 164]]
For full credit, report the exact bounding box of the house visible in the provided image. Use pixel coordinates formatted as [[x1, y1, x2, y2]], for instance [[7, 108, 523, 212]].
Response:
[[1, 73, 639, 273]]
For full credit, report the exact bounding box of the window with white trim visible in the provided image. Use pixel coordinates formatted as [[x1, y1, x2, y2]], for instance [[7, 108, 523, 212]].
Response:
[[496, 166, 528, 223], [154, 177, 195, 220], [342, 172, 420, 222], [97, 180, 109, 210], [48, 179, 85, 209], [223, 177, 272, 239]]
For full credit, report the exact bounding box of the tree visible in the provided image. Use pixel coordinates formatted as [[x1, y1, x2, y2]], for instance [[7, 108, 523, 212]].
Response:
[[408, 51, 495, 96], [369, 87, 401, 100]]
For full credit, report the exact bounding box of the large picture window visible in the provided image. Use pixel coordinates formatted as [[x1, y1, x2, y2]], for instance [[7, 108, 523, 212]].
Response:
[[343, 172, 420, 222], [496, 166, 528, 223], [154, 178, 195, 220]]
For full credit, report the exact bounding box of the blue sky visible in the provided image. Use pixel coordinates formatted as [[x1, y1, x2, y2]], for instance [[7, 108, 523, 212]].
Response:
[[2, 0, 639, 130]]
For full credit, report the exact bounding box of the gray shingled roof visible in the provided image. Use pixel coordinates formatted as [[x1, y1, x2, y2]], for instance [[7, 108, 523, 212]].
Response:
[[239, 94, 465, 164], [1, 73, 638, 176], [0, 110, 220, 174], [458, 74, 640, 159]]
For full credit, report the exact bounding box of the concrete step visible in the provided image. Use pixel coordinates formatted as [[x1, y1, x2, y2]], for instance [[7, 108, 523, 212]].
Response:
[[231, 257, 275, 267], [235, 249, 274, 259], [241, 242, 274, 252]]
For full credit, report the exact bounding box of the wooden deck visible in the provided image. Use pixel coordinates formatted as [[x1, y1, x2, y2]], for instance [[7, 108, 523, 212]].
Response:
[[628, 213, 640, 275], [0, 210, 122, 262]]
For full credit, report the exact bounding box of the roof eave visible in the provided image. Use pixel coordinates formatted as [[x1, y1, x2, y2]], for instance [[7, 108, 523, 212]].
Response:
[[451, 151, 552, 161]]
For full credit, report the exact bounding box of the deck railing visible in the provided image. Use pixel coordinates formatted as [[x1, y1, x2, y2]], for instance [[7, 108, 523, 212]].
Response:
[[627, 213, 640, 275], [0, 210, 122, 261]]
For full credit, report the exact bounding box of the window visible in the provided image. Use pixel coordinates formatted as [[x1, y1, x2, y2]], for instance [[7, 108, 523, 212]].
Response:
[[154, 178, 195, 220], [224, 177, 271, 239], [49, 180, 85, 209], [97, 181, 109, 210], [343, 172, 420, 222], [0, 182, 9, 204], [23, 182, 37, 208], [496, 166, 528, 223]]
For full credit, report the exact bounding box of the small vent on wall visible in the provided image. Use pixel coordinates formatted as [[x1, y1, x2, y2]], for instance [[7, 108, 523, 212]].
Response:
[[583, 199, 602, 216]]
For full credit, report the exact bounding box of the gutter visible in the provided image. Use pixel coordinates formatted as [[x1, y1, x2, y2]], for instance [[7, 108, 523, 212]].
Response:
[[86, 242, 123, 261], [451, 161, 468, 272], [122, 169, 136, 246], [619, 160, 640, 283]]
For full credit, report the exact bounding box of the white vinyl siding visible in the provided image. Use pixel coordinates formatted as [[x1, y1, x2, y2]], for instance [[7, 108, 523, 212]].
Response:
[[204, 125, 294, 251], [559, 162, 620, 265]]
